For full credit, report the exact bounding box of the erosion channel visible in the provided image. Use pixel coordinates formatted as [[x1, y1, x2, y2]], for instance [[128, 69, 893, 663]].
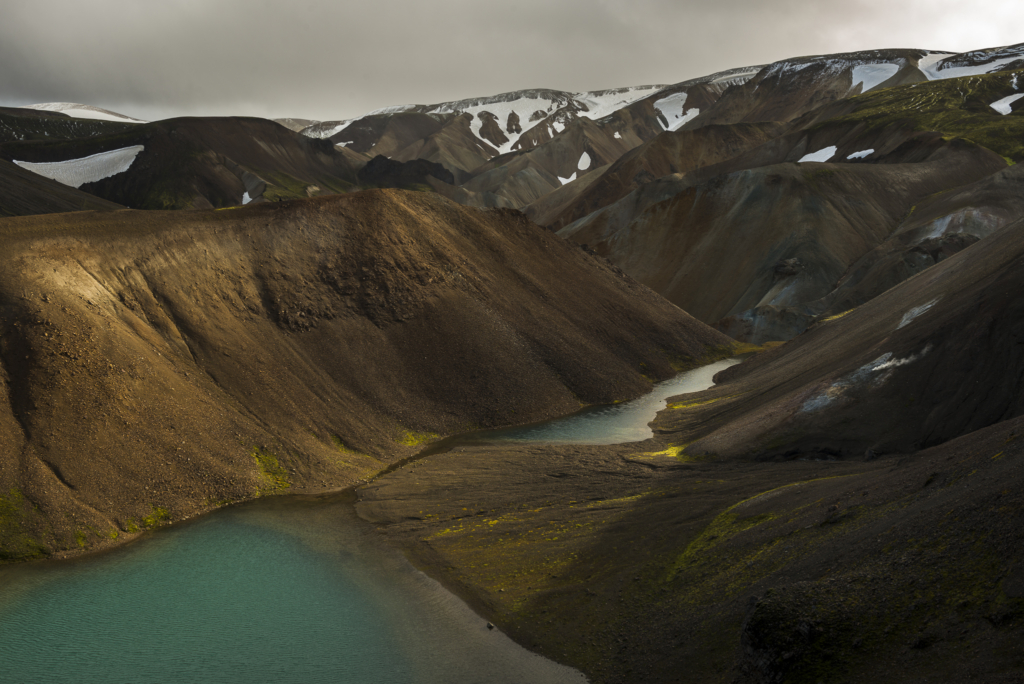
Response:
[[0, 359, 738, 683]]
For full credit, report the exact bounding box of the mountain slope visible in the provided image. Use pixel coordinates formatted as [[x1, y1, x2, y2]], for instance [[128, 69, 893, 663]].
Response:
[[652, 212, 1024, 460], [0, 189, 731, 560], [0, 158, 124, 217], [0, 116, 362, 209]]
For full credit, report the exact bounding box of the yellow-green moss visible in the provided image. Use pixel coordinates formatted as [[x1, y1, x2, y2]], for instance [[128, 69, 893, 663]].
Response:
[[0, 488, 47, 560], [141, 506, 170, 529], [668, 395, 731, 410], [397, 430, 439, 447], [669, 510, 778, 579], [821, 308, 855, 323], [251, 446, 291, 490], [825, 70, 1024, 162]]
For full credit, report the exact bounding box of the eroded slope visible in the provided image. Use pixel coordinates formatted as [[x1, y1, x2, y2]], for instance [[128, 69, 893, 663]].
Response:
[[0, 189, 731, 560]]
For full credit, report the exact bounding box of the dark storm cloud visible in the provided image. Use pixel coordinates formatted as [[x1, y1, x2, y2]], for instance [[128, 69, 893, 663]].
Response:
[[1, 0, 1021, 122]]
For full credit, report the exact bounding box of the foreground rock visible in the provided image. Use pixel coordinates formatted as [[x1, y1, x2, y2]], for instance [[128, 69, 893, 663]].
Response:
[[0, 189, 731, 560]]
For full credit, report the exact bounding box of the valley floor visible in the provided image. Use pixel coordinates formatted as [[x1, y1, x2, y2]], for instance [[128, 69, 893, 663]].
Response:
[[357, 414, 1024, 684]]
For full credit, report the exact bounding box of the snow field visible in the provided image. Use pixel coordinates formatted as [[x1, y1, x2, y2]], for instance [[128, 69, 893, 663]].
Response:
[[850, 64, 900, 93], [990, 94, 1024, 115], [558, 172, 576, 185], [574, 85, 665, 121], [14, 145, 145, 188], [653, 92, 688, 127], [798, 146, 837, 163], [433, 96, 561, 156], [578, 152, 591, 170], [847, 149, 874, 160], [897, 299, 940, 329], [922, 55, 1023, 81], [21, 102, 146, 123]]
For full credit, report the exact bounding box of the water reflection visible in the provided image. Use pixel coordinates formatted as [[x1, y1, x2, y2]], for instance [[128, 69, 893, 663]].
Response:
[[437, 358, 740, 447]]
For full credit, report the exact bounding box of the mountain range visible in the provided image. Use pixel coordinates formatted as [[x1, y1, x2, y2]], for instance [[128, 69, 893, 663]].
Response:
[[2, 40, 1024, 683]]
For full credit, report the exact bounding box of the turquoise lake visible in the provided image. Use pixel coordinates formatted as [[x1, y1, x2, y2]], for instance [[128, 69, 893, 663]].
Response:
[[0, 359, 737, 683]]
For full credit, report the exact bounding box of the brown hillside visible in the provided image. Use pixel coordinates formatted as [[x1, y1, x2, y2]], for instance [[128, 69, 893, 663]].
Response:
[[0, 189, 731, 561]]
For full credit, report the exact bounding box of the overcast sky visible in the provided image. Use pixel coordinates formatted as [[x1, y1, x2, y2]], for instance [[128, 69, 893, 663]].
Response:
[[2, 0, 1022, 123]]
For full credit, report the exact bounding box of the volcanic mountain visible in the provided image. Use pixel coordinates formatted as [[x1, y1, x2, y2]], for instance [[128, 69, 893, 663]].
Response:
[[0, 189, 729, 560], [5, 38, 1024, 684]]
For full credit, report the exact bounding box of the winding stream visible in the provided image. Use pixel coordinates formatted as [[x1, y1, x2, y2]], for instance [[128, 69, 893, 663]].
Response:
[[0, 359, 739, 683]]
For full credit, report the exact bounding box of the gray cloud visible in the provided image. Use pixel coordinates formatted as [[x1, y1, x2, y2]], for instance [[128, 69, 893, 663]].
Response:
[[1, 0, 1021, 122]]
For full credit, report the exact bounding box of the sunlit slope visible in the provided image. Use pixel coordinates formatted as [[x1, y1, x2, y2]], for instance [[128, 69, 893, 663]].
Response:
[[0, 190, 731, 560]]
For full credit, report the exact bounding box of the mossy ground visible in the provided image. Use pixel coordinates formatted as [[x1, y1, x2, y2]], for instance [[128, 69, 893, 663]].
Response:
[[260, 170, 354, 202], [251, 446, 291, 492], [826, 69, 1024, 161], [396, 430, 439, 448], [0, 489, 49, 561]]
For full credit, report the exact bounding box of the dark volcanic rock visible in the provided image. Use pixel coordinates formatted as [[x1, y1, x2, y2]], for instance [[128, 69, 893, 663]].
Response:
[[357, 154, 455, 187]]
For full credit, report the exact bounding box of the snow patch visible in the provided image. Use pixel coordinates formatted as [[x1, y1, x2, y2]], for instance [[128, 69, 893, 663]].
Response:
[[923, 55, 1023, 81], [558, 172, 576, 185], [321, 123, 348, 138], [850, 63, 900, 93], [711, 68, 761, 84], [14, 145, 144, 188], [897, 299, 939, 330], [575, 85, 666, 121], [578, 151, 591, 171], [917, 53, 954, 75], [990, 93, 1024, 115], [675, 109, 699, 130], [613, 131, 621, 139], [21, 102, 146, 123], [432, 95, 569, 156], [653, 92, 689, 129], [801, 346, 931, 413], [798, 146, 837, 163], [341, 86, 668, 159], [242, 192, 252, 205], [847, 149, 874, 160], [367, 104, 417, 116]]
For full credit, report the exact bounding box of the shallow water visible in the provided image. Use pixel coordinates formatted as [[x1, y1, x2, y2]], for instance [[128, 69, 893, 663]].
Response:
[[0, 358, 738, 683], [433, 358, 740, 447], [0, 496, 584, 684]]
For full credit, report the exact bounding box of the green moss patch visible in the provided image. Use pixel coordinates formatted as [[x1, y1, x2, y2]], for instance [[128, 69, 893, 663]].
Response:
[[141, 505, 170, 529], [251, 446, 291, 491], [0, 489, 48, 561], [397, 430, 438, 447], [825, 70, 1024, 161]]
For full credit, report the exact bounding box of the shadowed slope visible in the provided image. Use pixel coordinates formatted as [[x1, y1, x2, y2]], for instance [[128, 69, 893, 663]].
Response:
[[652, 214, 1024, 460], [560, 143, 1005, 336], [0, 159, 123, 217], [0, 117, 361, 210]]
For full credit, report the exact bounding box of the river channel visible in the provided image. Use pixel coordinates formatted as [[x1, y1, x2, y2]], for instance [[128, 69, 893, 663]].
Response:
[[0, 358, 739, 683]]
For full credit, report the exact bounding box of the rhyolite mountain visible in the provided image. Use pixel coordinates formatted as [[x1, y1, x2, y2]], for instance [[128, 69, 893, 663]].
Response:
[[4, 39, 1024, 684]]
